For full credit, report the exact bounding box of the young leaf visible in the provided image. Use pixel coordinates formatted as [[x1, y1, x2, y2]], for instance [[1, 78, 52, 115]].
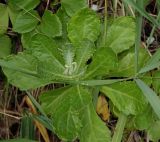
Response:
[[61, 0, 87, 17], [84, 47, 117, 79], [8, 0, 40, 11], [68, 8, 100, 44], [39, 10, 62, 38], [0, 3, 8, 34], [0, 52, 50, 90], [101, 81, 148, 115], [40, 86, 92, 141], [135, 79, 160, 119], [0, 35, 11, 58], [13, 10, 40, 33], [75, 39, 95, 73], [105, 17, 135, 54], [80, 104, 111, 142]]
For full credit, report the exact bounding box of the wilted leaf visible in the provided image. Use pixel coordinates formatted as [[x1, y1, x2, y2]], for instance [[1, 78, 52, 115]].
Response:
[[96, 95, 110, 121], [68, 8, 100, 43]]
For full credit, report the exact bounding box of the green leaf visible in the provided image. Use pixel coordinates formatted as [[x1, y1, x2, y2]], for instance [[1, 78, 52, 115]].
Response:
[[84, 47, 117, 79], [111, 47, 149, 77], [8, 0, 40, 11], [133, 104, 154, 130], [148, 120, 160, 141], [40, 86, 92, 141], [135, 79, 160, 119], [7, 4, 19, 26], [75, 39, 95, 73], [80, 104, 111, 142], [0, 3, 8, 34], [21, 30, 38, 49], [0, 52, 50, 90], [39, 10, 62, 38], [30, 34, 66, 80], [139, 48, 160, 74], [61, 0, 87, 17], [13, 10, 40, 33], [68, 8, 100, 43], [101, 81, 148, 115], [0, 35, 11, 58], [152, 71, 160, 94], [106, 17, 135, 54]]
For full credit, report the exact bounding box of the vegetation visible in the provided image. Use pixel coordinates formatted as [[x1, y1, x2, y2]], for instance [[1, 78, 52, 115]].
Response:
[[0, 0, 160, 142]]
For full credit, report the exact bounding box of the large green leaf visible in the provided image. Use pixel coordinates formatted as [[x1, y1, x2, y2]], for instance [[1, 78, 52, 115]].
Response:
[[61, 0, 87, 17], [111, 47, 149, 77], [0, 35, 11, 58], [40, 86, 92, 141], [105, 17, 135, 54], [84, 47, 117, 79], [101, 81, 148, 115], [80, 104, 111, 142], [0, 3, 8, 34], [30, 34, 66, 80], [8, 0, 40, 11], [68, 8, 100, 43], [39, 10, 62, 38], [0, 52, 50, 90], [13, 10, 40, 33]]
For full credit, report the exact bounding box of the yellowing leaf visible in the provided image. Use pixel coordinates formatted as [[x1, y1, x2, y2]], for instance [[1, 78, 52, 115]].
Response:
[[96, 95, 110, 121]]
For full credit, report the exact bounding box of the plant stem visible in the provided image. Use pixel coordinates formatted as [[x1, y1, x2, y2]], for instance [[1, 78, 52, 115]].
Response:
[[135, 0, 143, 75], [102, 0, 108, 47], [111, 113, 127, 142], [93, 0, 108, 108]]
